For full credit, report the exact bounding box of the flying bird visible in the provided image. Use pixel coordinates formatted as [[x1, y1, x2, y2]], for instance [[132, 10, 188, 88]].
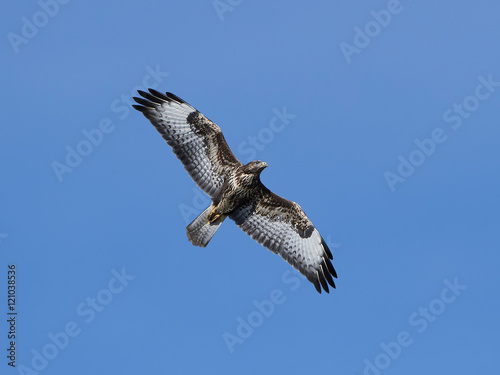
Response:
[[132, 90, 337, 293]]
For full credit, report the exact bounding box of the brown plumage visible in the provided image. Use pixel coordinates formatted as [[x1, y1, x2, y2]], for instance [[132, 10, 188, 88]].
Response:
[[132, 89, 337, 293]]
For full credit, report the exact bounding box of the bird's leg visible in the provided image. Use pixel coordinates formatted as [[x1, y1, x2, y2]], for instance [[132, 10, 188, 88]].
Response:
[[207, 206, 222, 223]]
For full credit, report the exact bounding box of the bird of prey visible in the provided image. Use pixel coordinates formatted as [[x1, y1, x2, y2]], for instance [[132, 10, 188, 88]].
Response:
[[132, 89, 337, 293]]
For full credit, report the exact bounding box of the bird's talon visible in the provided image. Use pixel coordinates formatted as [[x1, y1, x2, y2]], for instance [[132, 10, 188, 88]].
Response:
[[207, 208, 220, 223]]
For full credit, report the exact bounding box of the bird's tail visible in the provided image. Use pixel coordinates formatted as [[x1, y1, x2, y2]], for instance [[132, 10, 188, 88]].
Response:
[[186, 204, 226, 247]]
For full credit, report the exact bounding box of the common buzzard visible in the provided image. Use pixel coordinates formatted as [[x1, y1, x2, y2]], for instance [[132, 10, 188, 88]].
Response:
[[132, 90, 337, 293]]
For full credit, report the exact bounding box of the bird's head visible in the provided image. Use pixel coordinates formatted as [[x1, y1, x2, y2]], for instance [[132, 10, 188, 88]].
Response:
[[244, 160, 268, 175]]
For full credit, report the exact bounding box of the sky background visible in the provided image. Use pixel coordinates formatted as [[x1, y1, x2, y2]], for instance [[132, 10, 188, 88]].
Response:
[[1, 0, 499, 374]]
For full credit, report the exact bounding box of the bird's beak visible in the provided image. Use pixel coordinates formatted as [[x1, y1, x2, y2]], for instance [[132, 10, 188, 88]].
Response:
[[258, 162, 268, 173]]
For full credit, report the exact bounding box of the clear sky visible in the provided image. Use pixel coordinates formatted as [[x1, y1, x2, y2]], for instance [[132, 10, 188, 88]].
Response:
[[1, 1, 499, 374]]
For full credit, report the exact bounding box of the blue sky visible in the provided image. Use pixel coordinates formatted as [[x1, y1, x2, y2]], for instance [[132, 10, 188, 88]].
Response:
[[1, 0, 499, 374]]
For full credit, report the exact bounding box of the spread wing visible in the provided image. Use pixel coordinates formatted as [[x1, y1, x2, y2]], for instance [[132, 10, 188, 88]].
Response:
[[132, 89, 242, 198], [229, 190, 337, 293]]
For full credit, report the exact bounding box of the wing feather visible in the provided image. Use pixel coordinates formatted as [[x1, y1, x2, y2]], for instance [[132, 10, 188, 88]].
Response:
[[229, 191, 336, 293], [132, 90, 242, 198]]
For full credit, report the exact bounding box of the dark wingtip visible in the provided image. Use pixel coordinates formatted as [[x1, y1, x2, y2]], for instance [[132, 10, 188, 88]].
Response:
[[321, 236, 337, 281], [137, 90, 165, 104], [326, 274, 336, 289], [325, 257, 337, 279], [321, 237, 333, 259], [149, 88, 170, 101], [323, 261, 336, 288], [136, 89, 187, 105], [318, 268, 329, 293], [132, 104, 147, 112], [166, 92, 186, 104], [133, 97, 155, 107], [313, 276, 321, 294]]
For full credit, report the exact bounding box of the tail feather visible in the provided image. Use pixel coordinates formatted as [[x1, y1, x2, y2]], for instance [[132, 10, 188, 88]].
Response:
[[186, 205, 226, 247]]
